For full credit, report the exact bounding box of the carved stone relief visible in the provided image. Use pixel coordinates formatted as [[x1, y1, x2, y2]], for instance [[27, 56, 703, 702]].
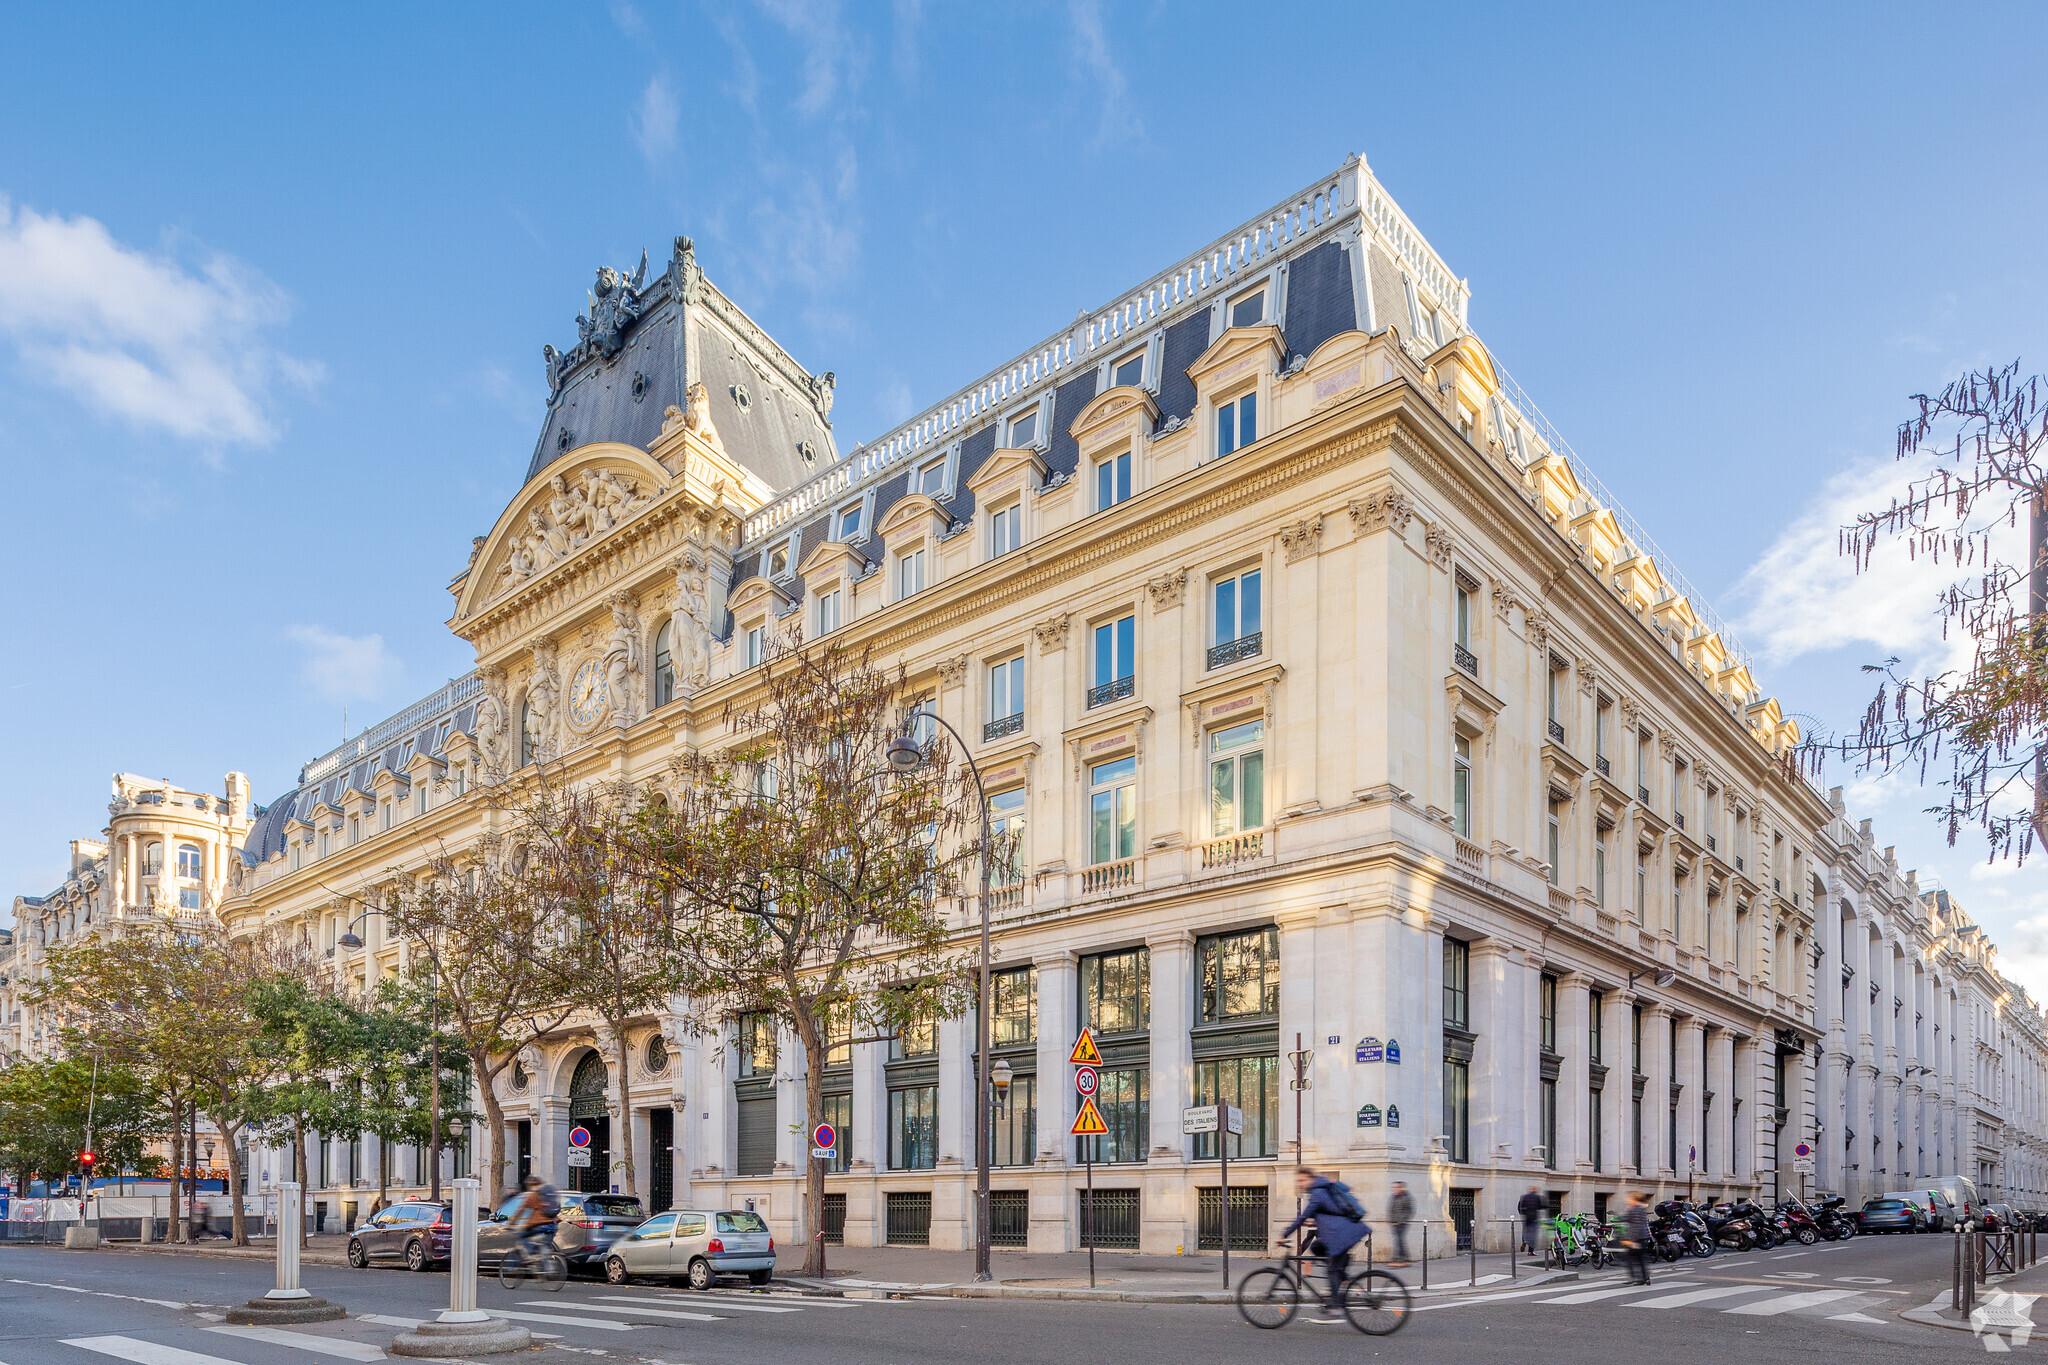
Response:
[[1424, 521, 1455, 570], [475, 666, 512, 775], [493, 467, 659, 601], [938, 654, 969, 689], [526, 638, 562, 761], [604, 591, 642, 728], [1035, 613, 1070, 653], [1279, 515, 1324, 563], [1146, 569, 1188, 610], [671, 549, 713, 689], [1345, 488, 1413, 536]]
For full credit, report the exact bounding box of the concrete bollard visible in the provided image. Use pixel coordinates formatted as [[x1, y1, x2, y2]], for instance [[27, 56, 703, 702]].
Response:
[[391, 1178, 530, 1357], [226, 1184, 344, 1325]]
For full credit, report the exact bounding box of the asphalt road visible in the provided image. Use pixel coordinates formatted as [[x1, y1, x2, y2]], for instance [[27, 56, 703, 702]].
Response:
[[0, 1231, 1981, 1365]]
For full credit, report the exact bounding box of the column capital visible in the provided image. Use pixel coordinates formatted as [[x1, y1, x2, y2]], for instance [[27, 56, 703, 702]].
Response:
[[1146, 928, 1196, 953], [1559, 971, 1596, 992], [1033, 948, 1077, 969]]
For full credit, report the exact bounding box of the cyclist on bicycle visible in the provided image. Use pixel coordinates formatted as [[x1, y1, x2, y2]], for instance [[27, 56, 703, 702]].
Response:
[[1276, 1167, 1367, 1312], [509, 1174, 560, 1262]]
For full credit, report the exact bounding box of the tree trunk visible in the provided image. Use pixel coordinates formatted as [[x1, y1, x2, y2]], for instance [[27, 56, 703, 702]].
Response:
[[168, 1089, 185, 1244], [378, 1134, 390, 1209], [804, 1054, 827, 1278], [216, 1116, 248, 1247], [611, 1025, 638, 1204], [475, 1048, 509, 1209]]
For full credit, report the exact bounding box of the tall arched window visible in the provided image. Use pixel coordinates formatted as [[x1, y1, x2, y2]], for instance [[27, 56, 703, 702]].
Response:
[[177, 844, 202, 880], [652, 622, 676, 709], [520, 699, 536, 767], [142, 841, 163, 876]]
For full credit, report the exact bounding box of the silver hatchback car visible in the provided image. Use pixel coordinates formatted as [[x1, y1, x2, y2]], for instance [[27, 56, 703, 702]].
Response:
[[604, 1208, 776, 1290]]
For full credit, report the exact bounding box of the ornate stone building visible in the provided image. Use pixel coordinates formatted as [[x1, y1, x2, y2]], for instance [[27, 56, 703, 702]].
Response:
[[18, 152, 2046, 1247]]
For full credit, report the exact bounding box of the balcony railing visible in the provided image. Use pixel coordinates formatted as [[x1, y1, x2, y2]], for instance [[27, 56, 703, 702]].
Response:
[[1453, 642, 1478, 677], [1082, 858, 1137, 896], [1675, 812, 1686, 831], [1638, 785, 1651, 804], [983, 712, 1024, 743], [1707, 834, 1717, 852], [990, 884, 1024, 914], [1201, 830, 1266, 869], [1207, 633, 1262, 670], [1547, 719, 1566, 745], [1548, 886, 1572, 914], [1595, 754, 1611, 776], [1087, 676, 1135, 709], [1454, 836, 1485, 872]]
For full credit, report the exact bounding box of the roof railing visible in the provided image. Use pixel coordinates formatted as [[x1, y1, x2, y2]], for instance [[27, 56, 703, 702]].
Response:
[[300, 673, 483, 785]]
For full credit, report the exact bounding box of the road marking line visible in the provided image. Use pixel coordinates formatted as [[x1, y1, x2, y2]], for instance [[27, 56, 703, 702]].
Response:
[[489, 1310, 636, 1332], [596, 1295, 798, 1315], [1723, 1288, 1863, 1316], [1769, 1251, 1812, 1260], [357, 1317, 420, 1329], [63, 1338, 238, 1365], [1539, 1282, 1696, 1304], [525, 1301, 724, 1323], [1828, 1311, 1889, 1323], [8, 1279, 189, 1309], [204, 1327, 385, 1361], [1628, 1285, 1775, 1309]]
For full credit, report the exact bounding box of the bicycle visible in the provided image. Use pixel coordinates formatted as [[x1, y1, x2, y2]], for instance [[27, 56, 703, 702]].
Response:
[[497, 1230, 568, 1291], [1235, 1234, 1411, 1336]]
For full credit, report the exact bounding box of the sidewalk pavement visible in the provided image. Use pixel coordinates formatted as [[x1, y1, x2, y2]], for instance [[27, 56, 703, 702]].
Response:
[[1901, 1254, 2048, 1341], [56, 1231, 1576, 1304]]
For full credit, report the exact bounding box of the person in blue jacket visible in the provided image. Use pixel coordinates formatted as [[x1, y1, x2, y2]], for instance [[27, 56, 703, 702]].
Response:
[[1277, 1168, 1368, 1311]]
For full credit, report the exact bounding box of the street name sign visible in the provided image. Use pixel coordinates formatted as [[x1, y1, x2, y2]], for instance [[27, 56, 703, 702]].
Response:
[[1181, 1104, 1244, 1135]]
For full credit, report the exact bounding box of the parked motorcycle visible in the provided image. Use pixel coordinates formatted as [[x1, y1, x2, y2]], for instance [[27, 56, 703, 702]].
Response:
[[1811, 1195, 1857, 1242], [1775, 1199, 1821, 1246]]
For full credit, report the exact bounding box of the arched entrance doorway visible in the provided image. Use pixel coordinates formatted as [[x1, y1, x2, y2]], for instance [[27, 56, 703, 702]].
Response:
[[568, 1051, 611, 1195]]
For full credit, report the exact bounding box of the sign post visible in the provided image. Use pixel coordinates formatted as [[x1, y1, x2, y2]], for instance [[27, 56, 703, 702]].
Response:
[[1070, 1028, 1106, 1288], [1184, 1104, 1244, 1284]]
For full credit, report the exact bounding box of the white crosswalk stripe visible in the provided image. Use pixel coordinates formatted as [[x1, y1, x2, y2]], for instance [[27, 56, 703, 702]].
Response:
[[488, 1308, 637, 1331], [523, 1299, 725, 1323], [1627, 1284, 1774, 1310], [597, 1293, 801, 1314], [65, 1338, 240, 1365], [1723, 1288, 1864, 1316], [204, 1327, 385, 1360], [1539, 1281, 1696, 1304]]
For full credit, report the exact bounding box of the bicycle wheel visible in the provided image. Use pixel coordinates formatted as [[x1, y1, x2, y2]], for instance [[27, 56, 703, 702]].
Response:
[[497, 1253, 523, 1291], [538, 1251, 568, 1290], [1339, 1269, 1411, 1336], [1234, 1267, 1302, 1329]]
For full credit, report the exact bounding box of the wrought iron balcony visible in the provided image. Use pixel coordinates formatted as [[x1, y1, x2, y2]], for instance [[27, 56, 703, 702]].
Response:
[[1707, 834, 1717, 852], [1547, 719, 1566, 745], [1087, 675, 1135, 709], [1453, 642, 1478, 676], [1637, 784, 1651, 804], [1207, 633, 1262, 670], [983, 712, 1024, 743], [1675, 812, 1686, 831], [1595, 754, 1611, 776]]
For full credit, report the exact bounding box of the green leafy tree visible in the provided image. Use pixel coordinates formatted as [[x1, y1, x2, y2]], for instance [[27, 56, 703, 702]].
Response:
[[0, 1058, 159, 1195], [632, 642, 976, 1277], [247, 975, 368, 1243]]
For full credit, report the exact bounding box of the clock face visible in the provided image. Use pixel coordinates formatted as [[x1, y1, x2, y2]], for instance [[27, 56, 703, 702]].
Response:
[[568, 658, 608, 728]]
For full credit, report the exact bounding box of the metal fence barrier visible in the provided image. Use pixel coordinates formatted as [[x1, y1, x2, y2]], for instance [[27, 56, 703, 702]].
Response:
[[1954, 1225, 2042, 1314]]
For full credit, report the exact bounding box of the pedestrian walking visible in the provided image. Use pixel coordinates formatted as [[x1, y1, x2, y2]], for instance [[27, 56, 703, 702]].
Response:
[[1517, 1185, 1545, 1256], [1387, 1181, 1415, 1266], [1622, 1190, 1653, 1285]]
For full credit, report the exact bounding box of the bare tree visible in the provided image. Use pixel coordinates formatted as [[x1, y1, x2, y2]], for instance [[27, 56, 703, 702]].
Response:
[[630, 642, 976, 1278], [1819, 362, 2048, 862]]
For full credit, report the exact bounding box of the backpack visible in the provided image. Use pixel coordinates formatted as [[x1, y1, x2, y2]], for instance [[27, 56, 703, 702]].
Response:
[[536, 1184, 561, 1220], [1323, 1180, 1365, 1222]]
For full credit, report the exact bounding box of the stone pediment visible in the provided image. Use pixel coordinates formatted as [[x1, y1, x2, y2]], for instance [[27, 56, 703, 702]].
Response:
[[876, 492, 951, 544], [1070, 386, 1160, 455], [1186, 324, 1285, 392], [797, 538, 866, 583], [458, 444, 672, 620], [964, 448, 1049, 503], [728, 575, 792, 621]]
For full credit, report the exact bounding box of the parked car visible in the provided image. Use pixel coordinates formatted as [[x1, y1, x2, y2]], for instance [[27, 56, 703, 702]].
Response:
[[1857, 1198, 1923, 1234], [346, 1200, 451, 1271], [604, 1208, 776, 1290], [1930, 1176, 1984, 1222], [477, 1190, 645, 1272], [1885, 1191, 1951, 1232], [1984, 1202, 2017, 1230]]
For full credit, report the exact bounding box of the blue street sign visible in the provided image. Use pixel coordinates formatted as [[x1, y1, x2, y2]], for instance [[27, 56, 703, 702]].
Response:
[[1385, 1039, 1401, 1065], [1355, 1037, 1384, 1063], [568, 1126, 593, 1149], [1387, 1104, 1400, 1128], [1356, 1104, 1382, 1127]]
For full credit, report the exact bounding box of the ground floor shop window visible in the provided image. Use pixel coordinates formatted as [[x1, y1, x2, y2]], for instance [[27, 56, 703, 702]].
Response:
[[1076, 1067, 1148, 1164], [1192, 1055, 1278, 1159], [1589, 1089, 1603, 1172], [1540, 1079, 1558, 1170], [1443, 1059, 1470, 1163], [889, 1086, 938, 1170]]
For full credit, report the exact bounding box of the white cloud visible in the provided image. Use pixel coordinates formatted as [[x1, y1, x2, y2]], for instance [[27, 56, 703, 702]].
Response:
[[757, 0, 853, 116], [1068, 0, 1139, 153], [286, 625, 402, 705], [632, 74, 680, 163], [1729, 454, 2019, 673], [0, 198, 319, 448]]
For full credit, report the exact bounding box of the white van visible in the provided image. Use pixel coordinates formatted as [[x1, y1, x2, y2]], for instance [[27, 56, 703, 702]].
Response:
[[1928, 1177, 1982, 1224]]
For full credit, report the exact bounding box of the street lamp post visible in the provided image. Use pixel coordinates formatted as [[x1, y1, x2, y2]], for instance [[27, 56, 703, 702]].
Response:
[[887, 718, 998, 1283], [341, 910, 442, 1203]]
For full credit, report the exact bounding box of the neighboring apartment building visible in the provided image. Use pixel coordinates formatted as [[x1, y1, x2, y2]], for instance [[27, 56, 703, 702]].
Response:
[[206, 153, 1855, 1252]]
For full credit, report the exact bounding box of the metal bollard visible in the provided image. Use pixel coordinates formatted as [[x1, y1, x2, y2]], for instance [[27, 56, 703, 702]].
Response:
[[270, 1183, 307, 1301], [1470, 1235, 1477, 1286], [445, 1178, 484, 1321], [1421, 1223, 1428, 1290]]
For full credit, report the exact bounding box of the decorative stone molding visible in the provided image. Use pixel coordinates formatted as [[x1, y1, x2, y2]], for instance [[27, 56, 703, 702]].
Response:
[[1146, 569, 1188, 610], [1034, 613, 1071, 653], [1279, 515, 1324, 563], [603, 591, 642, 728], [937, 654, 969, 689], [1527, 609, 1551, 655], [1424, 521, 1455, 570], [1621, 697, 1642, 730], [526, 637, 561, 761], [1576, 656, 1599, 696], [1345, 488, 1413, 536], [1492, 580, 1522, 622]]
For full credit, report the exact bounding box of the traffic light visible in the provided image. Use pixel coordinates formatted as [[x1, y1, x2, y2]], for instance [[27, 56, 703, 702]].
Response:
[[79, 1150, 95, 1174]]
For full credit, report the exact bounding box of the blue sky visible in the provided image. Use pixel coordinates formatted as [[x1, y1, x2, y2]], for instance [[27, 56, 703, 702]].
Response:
[[3, 3, 2044, 982]]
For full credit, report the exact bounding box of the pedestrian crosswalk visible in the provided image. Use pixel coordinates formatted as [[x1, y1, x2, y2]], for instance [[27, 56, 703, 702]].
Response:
[[52, 1287, 885, 1365], [1519, 1274, 1893, 1322]]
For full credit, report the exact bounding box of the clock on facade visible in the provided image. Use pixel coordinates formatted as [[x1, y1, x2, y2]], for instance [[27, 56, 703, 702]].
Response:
[[567, 658, 609, 729]]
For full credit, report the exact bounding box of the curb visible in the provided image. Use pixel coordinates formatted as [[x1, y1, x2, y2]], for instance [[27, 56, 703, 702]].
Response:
[[75, 1241, 353, 1268]]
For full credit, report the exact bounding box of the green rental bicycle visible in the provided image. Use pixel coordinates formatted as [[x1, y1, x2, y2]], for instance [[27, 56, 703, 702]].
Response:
[[1235, 1233, 1411, 1336]]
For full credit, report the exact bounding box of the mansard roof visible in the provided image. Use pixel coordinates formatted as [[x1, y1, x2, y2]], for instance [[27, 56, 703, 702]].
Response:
[[525, 237, 837, 497]]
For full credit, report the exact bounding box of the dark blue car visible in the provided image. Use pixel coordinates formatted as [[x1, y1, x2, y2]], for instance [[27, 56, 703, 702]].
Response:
[[1857, 1198, 1923, 1234]]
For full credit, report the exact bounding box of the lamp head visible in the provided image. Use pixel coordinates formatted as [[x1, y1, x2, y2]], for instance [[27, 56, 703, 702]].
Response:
[[339, 932, 364, 948], [991, 1056, 1014, 1093], [885, 735, 925, 774]]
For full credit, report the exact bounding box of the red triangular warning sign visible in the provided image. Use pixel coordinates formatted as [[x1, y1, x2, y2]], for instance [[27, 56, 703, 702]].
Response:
[[1068, 1027, 1103, 1067], [1070, 1095, 1109, 1136]]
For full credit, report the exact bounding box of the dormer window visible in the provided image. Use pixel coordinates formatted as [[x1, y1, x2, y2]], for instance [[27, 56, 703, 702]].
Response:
[[1112, 350, 1146, 389], [836, 504, 865, 541], [1216, 391, 1257, 458], [744, 624, 767, 668], [768, 543, 791, 579], [1008, 410, 1039, 448], [916, 456, 948, 497], [896, 547, 927, 600], [816, 588, 842, 634], [1230, 287, 1266, 328]]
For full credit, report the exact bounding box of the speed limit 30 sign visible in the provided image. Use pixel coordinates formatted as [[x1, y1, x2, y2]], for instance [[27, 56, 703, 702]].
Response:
[[1074, 1066, 1099, 1097]]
